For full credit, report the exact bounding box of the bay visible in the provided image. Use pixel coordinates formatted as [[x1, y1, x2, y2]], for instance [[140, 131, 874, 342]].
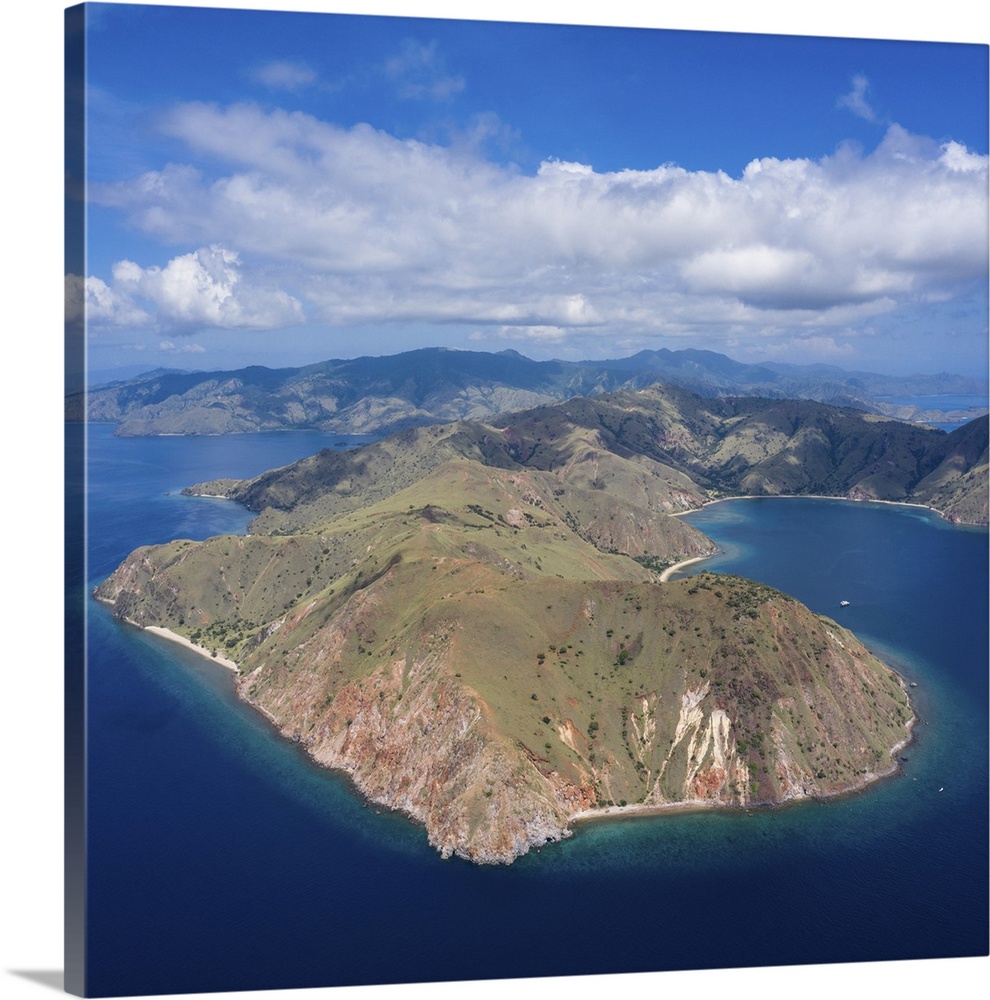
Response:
[[872, 393, 988, 431], [875, 392, 987, 410], [77, 425, 989, 996]]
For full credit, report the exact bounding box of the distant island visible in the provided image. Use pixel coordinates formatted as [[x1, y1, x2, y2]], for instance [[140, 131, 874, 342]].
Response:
[[68, 345, 988, 438], [95, 384, 987, 862]]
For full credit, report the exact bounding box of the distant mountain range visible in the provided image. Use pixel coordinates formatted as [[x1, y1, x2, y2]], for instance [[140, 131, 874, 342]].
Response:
[[68, 346, 988, 437]]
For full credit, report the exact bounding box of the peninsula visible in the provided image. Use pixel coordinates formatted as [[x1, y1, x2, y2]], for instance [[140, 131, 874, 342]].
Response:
[[96, 384, 984, 862]]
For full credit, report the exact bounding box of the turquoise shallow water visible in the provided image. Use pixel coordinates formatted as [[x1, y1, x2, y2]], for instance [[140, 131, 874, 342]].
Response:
[[76, 426, 989, 995]]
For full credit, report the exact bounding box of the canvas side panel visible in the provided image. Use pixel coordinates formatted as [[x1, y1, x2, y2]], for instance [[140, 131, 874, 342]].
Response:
[[64, 4, 87, 996]]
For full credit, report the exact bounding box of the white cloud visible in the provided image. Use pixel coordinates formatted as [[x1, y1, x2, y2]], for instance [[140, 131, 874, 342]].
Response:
[[838, 74, 880, 123], [66, 272, 151, 327], [252, 59, 318, 92], [82, 245, 303, 333], [90, 103, 988, 356], [383, 39, 465, 102], [159, 339, 206, 353], [940, 140, 986, 173]]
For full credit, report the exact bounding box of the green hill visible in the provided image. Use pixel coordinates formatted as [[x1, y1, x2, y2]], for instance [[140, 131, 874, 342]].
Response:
[[187, 385, 988, 527], [94, 387, 941, 862]]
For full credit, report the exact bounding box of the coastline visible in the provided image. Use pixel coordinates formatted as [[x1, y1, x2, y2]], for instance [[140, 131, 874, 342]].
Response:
[[658, 555, 708, 582], [94, 596, 243, 674], [670, 492, 949, 521], [93, 592, 917, 863], [142, 625, 241, 673], [614, 513, 924, 839], [567, 726, 914, 833], [661, 492, 970, 581], [569, 797, 727, 825]]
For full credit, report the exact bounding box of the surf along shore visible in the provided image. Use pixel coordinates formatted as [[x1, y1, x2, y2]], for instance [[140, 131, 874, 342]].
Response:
[[143, 624, 241, 673]]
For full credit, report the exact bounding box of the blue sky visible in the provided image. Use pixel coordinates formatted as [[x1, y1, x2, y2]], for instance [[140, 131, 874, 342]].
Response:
[[70, 2, 989, 378]]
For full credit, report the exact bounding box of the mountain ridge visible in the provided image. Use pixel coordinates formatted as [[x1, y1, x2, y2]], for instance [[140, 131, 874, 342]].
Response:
[[69, 345, 988, 437], [185, 384, 989, 528]]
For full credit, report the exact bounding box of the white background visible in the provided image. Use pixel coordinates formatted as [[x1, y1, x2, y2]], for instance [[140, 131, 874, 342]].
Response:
[[2, 3, 986, 1000]]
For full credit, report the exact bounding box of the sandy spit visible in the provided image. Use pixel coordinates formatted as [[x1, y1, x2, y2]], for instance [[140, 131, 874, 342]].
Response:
[[141, 625, 241, 673]]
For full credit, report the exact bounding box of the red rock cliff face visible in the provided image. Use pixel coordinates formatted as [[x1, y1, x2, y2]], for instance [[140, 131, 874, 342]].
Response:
[[236, 590, 595, 864]]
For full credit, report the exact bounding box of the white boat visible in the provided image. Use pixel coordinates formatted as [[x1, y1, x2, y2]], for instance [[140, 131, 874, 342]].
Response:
[[839, 600, 850, 607]]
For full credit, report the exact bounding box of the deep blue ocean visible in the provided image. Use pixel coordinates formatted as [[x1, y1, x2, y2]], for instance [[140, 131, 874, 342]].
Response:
[[73, 423, 988, 997]]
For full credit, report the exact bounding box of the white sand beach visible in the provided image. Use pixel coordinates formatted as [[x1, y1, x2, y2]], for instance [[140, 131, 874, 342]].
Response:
[[143, 625, 240, 673]]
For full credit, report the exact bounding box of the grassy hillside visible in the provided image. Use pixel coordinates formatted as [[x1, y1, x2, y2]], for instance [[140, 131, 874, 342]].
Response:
[[909, 416, 990, 524], [188, 385, 989, 527], [98, 435, 915, 862]]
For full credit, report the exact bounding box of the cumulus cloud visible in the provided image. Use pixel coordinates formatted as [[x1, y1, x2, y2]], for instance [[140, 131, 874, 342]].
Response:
[[940, 140, 986, 173], [81, 245, 303, 333], [66, 271, 151, 327], [90, 102, 988, 351]]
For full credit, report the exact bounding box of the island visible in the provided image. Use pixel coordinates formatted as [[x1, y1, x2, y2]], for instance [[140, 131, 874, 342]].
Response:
[[95, 384, 987, 862]]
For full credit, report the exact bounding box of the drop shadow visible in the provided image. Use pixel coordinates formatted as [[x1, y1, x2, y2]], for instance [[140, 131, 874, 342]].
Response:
[[7, 971, 65, 993]]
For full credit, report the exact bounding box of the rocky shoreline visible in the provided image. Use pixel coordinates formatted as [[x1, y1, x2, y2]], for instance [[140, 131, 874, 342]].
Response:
[[107, 599, 915, 865]]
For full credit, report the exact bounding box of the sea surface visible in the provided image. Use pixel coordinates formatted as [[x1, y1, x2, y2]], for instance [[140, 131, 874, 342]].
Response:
[[73, 424, 989, 997], [874, 392, 987, 412], [873, 393, 988, 431]]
